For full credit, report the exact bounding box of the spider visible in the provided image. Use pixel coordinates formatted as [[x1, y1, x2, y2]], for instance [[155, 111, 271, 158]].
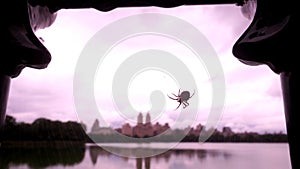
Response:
[[167, 89, 195, 110]]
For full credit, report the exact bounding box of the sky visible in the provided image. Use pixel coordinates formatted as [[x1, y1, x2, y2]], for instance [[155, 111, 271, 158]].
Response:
[[6, 4, 286, 134]]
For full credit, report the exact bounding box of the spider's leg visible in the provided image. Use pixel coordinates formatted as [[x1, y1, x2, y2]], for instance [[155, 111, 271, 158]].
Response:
[[175, 102, 182, 110], [172, 93, 178, 97], [190, 89, 195, 98], [167, 94, 177, 100], [182, 101, 189, 108], [183, 101, 188, 107], [178, 89, 181, 96]]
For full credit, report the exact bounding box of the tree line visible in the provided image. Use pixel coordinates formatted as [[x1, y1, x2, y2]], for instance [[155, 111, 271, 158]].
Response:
[[0, 115, 287, 143], [0, 115, 88, 142]]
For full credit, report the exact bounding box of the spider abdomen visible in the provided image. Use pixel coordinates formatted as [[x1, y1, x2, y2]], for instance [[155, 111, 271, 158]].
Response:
[[180, 91, 190, 101]]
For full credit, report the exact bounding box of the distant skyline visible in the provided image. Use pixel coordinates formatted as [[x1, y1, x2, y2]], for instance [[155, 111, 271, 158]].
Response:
[[7, 5, 286, 134]]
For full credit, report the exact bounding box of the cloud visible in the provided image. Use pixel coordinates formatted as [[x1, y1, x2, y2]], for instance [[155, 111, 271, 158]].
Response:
[[225, 63, 278, 84], [266, 78, 283, 98], [7, 70, 78, 123], [220, 95, 286, 133]]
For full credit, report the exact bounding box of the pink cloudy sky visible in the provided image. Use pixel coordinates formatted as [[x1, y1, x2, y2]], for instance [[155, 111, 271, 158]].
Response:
[[6, 4, 286, 133]]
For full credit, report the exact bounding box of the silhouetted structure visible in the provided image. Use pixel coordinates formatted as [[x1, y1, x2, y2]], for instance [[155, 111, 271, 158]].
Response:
[[132, 113, 154, 138], [222, 127, 234, 137], [91, 119, 101, 133], [87, 114, 287, 143], [90, 119, 114, 135], [91, 113, 170, 138]]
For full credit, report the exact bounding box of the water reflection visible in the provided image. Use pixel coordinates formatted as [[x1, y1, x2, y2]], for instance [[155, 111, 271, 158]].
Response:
[[0, 143, 85, 169], [89, 145, 231, 169], [0, 143, 290, 169], [136, 158, 150, 169]]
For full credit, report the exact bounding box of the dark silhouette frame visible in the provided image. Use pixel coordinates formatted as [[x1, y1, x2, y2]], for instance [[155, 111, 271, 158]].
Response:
[[0, 0, 297, 168]]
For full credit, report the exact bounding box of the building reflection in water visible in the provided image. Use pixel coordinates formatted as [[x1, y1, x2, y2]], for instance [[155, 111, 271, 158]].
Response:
[[89, 145, 231, 169], [136, 157, 151, 169], [0, 143, 232, 169], [136, 158, 142, 169]]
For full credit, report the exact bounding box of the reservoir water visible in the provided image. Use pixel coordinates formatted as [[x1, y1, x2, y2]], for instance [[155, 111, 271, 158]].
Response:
[[0, 143, 291, 169]]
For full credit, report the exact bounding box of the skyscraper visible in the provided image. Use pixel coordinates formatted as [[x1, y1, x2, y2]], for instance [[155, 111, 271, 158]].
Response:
[[146, 112, 151, 124], [137, 112, 143, 125]]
